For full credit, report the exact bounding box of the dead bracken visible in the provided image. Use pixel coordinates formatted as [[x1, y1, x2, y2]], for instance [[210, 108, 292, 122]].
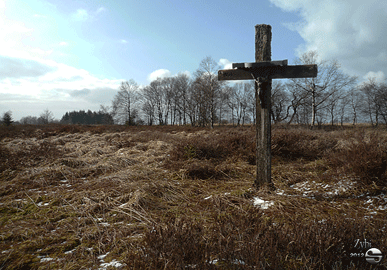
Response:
[[0, 124, 386, 269]]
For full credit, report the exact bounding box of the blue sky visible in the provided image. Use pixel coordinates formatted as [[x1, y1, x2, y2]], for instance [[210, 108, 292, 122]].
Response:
[[1, 0, 386, 120]]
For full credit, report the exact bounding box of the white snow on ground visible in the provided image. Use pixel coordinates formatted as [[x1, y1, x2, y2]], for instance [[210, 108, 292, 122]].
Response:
[[288, 178, 355, 198], [276, 179, 387, 216], [97, 252, 109, 261], [97, 252, 125, 269], [253, 197, 274, 209], [64, 248, 76, 254], [38, 256, 54, 262], [99, 259, 124, 269]]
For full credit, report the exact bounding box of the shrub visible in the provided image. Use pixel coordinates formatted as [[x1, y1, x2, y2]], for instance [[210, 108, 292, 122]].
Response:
[[329, 130, 387, 186], [271, 129, 338, 161], [126, 207, 384, 269]]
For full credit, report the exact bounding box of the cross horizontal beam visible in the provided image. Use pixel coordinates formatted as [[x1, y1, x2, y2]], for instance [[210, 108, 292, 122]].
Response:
[[218, 64, 317, 81]]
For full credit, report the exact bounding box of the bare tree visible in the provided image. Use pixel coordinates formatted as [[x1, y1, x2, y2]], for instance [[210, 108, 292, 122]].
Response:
[[217, 87, 230, 125], [20, 116, 39, 125], [112, 80, 140, 125], [378, 82, 387, 125], [160, 77, 174, 125], [287, 51, 357, 128], [141, 78, 171, 125], [99, 105, 114, 125], [194, 56, 223, 128], [185, 82, 199, 126], [325, 86, 350, 126], [142, 100, 155, 125], [39, 109, 54, 124], [285, 82, 310, 125], [348, 87, 363, 125], [337, 91, 351, 126], [226, 82, 253, 126], [359, 78, 387, 126], [271, 81, 290, 123], [225, 85, 236, 125], [173, 73, 191, 125]]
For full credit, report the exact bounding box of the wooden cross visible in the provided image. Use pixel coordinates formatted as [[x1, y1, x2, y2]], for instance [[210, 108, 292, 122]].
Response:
[[218, 24, 317, 189]]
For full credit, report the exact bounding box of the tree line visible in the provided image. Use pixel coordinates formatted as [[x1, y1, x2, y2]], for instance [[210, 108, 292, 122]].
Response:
[[60, 110, 113, 125], [108, 52, 387, 128]]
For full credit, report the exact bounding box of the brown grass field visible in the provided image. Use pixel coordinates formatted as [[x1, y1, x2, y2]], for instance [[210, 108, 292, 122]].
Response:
[[0, 124, 386, 269]]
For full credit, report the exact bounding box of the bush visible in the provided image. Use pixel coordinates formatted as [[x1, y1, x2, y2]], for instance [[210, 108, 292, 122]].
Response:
[[126, 207, 385, 269], [271, 129, 338, 161], [329, 130, 387, 186]]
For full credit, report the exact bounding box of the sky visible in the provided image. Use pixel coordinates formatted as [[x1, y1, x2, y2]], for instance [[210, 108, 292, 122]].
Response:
[[1, 0, 386, 121]]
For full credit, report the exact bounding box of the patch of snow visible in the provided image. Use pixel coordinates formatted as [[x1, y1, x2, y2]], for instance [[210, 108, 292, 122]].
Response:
[[98, 259, 124, 269], [65, 248, 76, 254], [98, 252, 109, 261], [39, 256, 54, 262], [233, 259, 246, 265], [253, 197, 274, 209]]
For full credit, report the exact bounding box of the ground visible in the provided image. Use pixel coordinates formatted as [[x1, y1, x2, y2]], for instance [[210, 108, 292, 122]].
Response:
[[0, 124, 386, 269]]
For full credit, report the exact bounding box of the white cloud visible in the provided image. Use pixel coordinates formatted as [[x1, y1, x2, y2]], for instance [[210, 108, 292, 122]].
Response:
[[0, 57, 123, 120], [0, 55, 56, 79], [59, 41, 68, 46], [218, 58, 233, 69], [147, 69, 172, 82], [72, 9, 89, 21], [120, 39, 128, 44], [96, 7, 106, 14], [180, 70, 191, 78], [0, 56, 122, 98], [270, 0, 387, 79], [364, 71, 386, 83]]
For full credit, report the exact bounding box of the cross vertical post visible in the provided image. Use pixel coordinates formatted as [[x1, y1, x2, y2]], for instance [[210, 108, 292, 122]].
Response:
[[255, 24, 272, 189], [217, 24, 317, 190]]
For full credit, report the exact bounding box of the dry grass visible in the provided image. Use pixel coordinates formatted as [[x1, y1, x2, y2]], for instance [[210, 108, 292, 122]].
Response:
[[0, 124, 386, 269]]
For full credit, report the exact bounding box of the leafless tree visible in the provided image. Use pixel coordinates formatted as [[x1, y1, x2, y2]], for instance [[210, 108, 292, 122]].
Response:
[[159, 77, 175, 125], [20, 116, 39, 125], [271, 81, 290, 123], [112, 80, 140, 125], [337, 91, 351, 126], [99, 105, 114, 125], [348, 87, 363, 125], [325, 86, 351, 126], [285, 82, 310, 125], [378, 83, 387, 125], [39, 109, 54, 124], [217, 87, 229, 125], [360, 78, 387, 126], [173, 73, 191, 125], [287, 51, 357, 128], [226, 82, 253, 126], [194, 56, 223, 128]]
